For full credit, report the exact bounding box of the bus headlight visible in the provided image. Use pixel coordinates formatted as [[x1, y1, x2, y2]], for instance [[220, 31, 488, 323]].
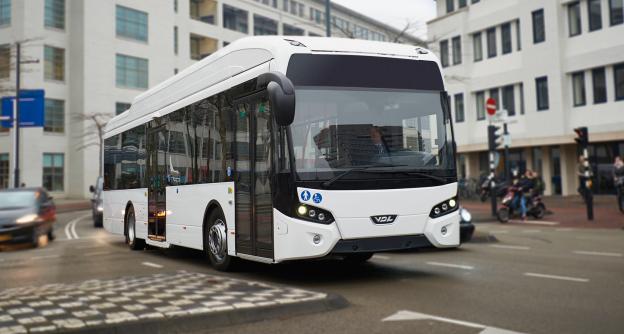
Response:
[[460, 208, 472, 222], [429, 197, 459, 218], [295, 204, 334, 224]]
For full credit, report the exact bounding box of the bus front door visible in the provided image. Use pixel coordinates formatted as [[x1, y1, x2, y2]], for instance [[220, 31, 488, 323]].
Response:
[[147, 125, 167, 241], [234, 100, 274, 259]]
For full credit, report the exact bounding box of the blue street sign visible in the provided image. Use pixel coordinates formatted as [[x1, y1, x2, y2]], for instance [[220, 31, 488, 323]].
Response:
[[1, 89, 45, 128]]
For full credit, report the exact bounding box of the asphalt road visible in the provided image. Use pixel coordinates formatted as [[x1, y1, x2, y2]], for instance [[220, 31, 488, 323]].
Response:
[[1, 211, 623, 334]]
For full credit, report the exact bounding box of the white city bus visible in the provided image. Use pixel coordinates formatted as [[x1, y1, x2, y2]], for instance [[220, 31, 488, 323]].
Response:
[[103, 36, 459, 271]]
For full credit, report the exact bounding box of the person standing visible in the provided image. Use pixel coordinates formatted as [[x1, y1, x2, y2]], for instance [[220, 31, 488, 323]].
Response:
[[613, 156, 624, 211]]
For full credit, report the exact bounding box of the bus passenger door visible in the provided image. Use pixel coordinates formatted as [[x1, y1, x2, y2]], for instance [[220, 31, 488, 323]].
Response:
[[234, 99, 274, 259], [147, 125, 167, 241]]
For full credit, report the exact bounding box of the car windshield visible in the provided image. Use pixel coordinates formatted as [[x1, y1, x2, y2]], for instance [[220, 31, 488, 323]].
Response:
[[291, 87, 455, 181], [0, 191, 37, 210]]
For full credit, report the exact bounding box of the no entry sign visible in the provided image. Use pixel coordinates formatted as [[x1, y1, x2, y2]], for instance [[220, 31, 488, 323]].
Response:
[[486, 97, 497, 116]]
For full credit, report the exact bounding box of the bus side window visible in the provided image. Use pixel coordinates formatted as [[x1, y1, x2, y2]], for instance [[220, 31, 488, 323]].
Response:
[[277, 126, 290, 173]]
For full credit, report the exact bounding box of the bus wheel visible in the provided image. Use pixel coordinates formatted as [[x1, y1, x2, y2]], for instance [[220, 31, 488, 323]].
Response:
[[205, 210, 235, 271], [125, 206, 145, 250]]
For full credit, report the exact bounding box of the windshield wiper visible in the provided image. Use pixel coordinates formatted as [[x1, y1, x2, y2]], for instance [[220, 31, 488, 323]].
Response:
[[321, 164, 406, 189]]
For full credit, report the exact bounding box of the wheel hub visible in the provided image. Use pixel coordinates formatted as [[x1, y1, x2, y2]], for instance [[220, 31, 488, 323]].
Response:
[[128, 213, 135, 242], [208, 219, 227, 262]]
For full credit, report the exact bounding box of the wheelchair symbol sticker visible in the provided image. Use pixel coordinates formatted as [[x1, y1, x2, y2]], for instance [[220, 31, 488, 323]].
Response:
[[312, 193, 322, 204], [300, 190, 311, 201]]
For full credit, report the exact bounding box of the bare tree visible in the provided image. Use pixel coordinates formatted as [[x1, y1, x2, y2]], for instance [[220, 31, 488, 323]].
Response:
[[332, 19, 426, 47], [74, 112, 112, 178]]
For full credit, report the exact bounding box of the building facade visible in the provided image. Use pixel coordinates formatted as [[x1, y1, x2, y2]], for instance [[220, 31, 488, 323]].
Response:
[[428, 0, 624, 196], [0, 0, 421, 198]]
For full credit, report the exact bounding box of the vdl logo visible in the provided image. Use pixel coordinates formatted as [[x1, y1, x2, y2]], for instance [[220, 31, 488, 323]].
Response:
[[370, 215, 398, 224]]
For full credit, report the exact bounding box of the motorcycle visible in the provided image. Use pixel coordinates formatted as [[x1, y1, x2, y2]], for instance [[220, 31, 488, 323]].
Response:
[[496, 186, 546, 223], [479, 175, 509, 202]]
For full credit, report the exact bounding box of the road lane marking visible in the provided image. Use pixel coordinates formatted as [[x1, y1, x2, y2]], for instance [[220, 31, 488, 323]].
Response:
[[512, 220, 559, 226], [488, 230, 509, 234], [573, 250, 623, 257], [63, 214, 90, 240], [489, 245, 531, 250], [383, 310, 524, 334], [426, 262, 474, 270], [372, 255, 391, 260], [142, 262, 163, 268], [31, 255, 60, 260], [524, 272, 589, 283], [84, 251, 112, 257], [521, 229, 541, 233]]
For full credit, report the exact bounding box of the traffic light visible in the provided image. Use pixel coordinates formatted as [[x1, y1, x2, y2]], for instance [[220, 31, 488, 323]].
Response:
[[487, 125, 503, 151], [574, 126, 588, 147]]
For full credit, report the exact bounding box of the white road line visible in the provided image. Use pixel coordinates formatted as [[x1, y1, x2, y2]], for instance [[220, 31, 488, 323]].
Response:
[[84, 251, 112, 257], [521, 229, 541, 233], [383, 310, 525, 334], [426, 262, 474, 270], [31, 254, 60, 260], [573, 250, 623, 257], [524, 272, 589, 283], [488, 230, 509, 234], [512, 220, 559, 226], [63, 214, 90, 240], [489, 245, 531, 250], [372, 255, 391, 260], [142, 262, 163, 269]]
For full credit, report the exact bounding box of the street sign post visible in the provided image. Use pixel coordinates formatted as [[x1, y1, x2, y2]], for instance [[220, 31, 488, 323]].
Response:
[[0, 90, 45, 128], [486, 97, 497, 116]]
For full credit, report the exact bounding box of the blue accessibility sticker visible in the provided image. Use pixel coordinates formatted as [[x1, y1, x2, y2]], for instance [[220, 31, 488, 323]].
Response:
[[312, 193, 323, 204], [300, 190, 311, 201]]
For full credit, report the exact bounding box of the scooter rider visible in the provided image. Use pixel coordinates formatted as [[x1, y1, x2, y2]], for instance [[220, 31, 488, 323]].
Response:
[[513, 170, 536, 221]]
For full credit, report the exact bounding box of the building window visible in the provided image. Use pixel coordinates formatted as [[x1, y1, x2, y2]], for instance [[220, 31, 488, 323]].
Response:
[[190, 35, 201, 60], [532, 9, 545, 43], [0, 0, 10, 26], [535, 76, 549, 111], [615, 63, 624, 100], [0, 44, 9, 78], [588, 0, 602, 31], [572, 71, 586, 106], [440, 40, 449, 67], [501, 22, 512, 54], [223, 4, 248, 33], [489, 88, 499, 109], [446, 0, 454, 13], [45, 0, 65, 29], [473, 32, 482, 62], [486, 27, 497, 58], [44, 98, 64, 133], [283, 0, 289, 12], [516, 20, 522, 51], [454, 93, 464, 122], [116, 5, 148, 42], [0, 153, 8, 189], [458, 0, 467, 8], [116, 54, 148, 89], [174, 26, 178, 54], [592, 67, 607, 103], [452, 36, 461, 65], [44, 46, 65, 81], [476, 91, 485, 120], [254, 14, 277, 35], [283, 23, 304, 36], [43, 153, 64, 192], [519, 83, 525, 114], [116, 102, 131, 115], [610, 0, 624, 26], [568, 2, 582, 37], [174, 0, 178, 12], [503, 85, 515, 116]]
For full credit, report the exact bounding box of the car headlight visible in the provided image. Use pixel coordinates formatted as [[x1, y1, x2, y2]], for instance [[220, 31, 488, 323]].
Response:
[[16, 214, 39, 224], [295, 204, 334, 224], [460, 208, 472, 222], [429, 197, 459, 218]]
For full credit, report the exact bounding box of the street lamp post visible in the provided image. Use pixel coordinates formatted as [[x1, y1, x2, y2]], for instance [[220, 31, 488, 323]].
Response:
[[13, 42, 21, 188], [325, 0, 331, 37]]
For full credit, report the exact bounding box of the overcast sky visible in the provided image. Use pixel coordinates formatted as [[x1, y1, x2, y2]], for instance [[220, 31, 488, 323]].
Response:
[[332, 0, 436, 39]]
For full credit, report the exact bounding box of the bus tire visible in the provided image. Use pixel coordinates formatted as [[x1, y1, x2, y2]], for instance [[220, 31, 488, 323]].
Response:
[[205, 209, 236, 271], [125, 205, 145, 250]]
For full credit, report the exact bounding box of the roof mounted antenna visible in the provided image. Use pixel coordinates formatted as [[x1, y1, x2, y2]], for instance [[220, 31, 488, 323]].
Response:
[[284, 39, 306, 47]]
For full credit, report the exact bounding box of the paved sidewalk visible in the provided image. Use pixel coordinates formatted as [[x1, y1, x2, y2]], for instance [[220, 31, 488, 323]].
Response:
[[463, 195, 624, 229], [0, 271, 345, 334], [53, 198, 91, 213]]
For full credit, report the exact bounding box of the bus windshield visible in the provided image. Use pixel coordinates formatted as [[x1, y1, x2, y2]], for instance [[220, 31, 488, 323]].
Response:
[[291, 87, 455, 181]]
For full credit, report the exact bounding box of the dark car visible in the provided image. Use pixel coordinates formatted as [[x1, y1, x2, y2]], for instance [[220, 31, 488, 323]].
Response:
[[459, 207, 475, 243], [0, 188, 56, 248], [89, 177, 103, 228]]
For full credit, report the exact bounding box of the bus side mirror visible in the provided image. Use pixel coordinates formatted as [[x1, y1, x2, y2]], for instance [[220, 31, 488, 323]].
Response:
[[258, 71, 296, 126]]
